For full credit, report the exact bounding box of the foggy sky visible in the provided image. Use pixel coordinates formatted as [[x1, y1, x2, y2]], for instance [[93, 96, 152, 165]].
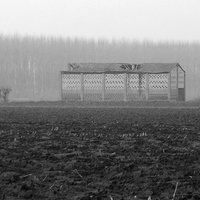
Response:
[[0, 0, 200, 42]]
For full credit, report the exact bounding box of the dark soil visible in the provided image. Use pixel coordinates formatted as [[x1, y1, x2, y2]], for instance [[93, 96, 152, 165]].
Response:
[[1, 100, 200, 108], [0, 106, 200, 199]]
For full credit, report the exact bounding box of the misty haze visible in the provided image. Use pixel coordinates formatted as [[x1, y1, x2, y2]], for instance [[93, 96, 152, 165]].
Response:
[[1, 1, 200, 200], [0, 35, 199, 101]]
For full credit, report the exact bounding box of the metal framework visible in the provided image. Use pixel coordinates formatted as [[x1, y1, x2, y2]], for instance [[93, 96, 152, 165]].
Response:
[[61, 63, 186, 101]]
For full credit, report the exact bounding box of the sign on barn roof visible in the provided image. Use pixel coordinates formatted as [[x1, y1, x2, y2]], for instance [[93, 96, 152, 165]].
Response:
[[68, 63, 184, 74]]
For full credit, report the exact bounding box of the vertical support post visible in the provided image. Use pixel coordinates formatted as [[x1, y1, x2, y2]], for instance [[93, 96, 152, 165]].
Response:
[[124, 73, 127, 101], [145, 73, 149, 101], [80, 73, 84, 101], [168, 73, 171, 101], [102, 73, 105, 101], [184, 72, 186, 101], [60, 72, 63, 101], [176, 67, 179, 100], [127, 73, 129, 101], [138, 73, 142, 99]]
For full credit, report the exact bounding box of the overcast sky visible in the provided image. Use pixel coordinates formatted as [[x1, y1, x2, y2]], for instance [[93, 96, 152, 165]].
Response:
[[0, 0, 200, 42]]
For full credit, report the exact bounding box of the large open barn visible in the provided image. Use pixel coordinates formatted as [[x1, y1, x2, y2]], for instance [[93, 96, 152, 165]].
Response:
[[61, 63, 185, 102]]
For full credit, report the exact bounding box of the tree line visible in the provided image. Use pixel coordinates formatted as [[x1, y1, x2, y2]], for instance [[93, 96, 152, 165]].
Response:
[[0, 34, 199, 101]]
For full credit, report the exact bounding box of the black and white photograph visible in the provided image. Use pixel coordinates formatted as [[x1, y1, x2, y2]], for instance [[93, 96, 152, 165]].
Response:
[[0, 0, 200, 199]]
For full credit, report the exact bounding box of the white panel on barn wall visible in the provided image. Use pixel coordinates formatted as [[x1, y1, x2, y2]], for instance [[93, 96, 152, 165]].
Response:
[[105, 74, 124, 90], [84, 74, 102, 91], [62, 74, 81, 91], [83, 74, 103, 101], [148, 74, 168, 97], [149, 74, 168, 89], [128, 74, 139, 90]]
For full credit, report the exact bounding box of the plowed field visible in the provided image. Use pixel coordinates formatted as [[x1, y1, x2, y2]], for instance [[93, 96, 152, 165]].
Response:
[[0, 106, 200, 200]]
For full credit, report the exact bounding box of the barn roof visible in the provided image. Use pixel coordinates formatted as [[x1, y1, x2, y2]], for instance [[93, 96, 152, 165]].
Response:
[[137, 63, 184, 73], [67, 63, 184, 73]]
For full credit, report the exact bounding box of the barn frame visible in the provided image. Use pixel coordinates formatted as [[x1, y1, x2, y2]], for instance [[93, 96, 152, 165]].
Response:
[[61, 63, 186, 101]]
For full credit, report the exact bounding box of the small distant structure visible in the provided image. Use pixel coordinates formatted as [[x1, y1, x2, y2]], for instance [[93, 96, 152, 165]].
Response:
[[61, 63, 186, 101]]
